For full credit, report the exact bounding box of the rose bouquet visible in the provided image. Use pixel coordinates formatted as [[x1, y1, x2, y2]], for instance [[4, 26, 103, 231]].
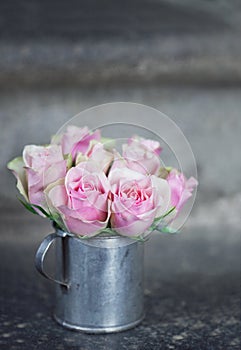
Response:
[[8, 126, 197, 239]]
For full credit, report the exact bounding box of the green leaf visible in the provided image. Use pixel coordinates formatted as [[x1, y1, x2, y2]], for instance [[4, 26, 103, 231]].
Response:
[[17, 197, 38, 215], [75, 152, 87, 165], [155, 225, 179, 234], [31, 204, 52, 218], [100, 228, 118, 235], [18, 197, 66, 232], [153, 207, 176, 226], [51, 219, 65, 231], [161, 206, 176, 219], [18, 197, 53, 219], [75, 234, 93, 240], [101, 137, 116, 150], [64, 153, 73, 169]]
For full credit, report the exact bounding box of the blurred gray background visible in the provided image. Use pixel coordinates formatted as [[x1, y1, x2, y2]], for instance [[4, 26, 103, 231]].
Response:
[[1, 0, 241, 231], [0, 1, 240, 349]]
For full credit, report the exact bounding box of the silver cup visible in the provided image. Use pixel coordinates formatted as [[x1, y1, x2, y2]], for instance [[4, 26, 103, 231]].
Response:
[[35, 228, 144, 333]]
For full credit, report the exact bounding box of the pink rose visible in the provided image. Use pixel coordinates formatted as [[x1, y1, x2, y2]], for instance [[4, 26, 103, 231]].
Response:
[[46, 161, 110, 236], [8, 144, 66, 212], [7, 157, 28, 202], [76, 142, 113, 174], [128, 136, 162, 156], [58, 125, 101, 160], [167, 169, 198, 212], [109, 167, 170, 236], [122, 137, 162, 175]]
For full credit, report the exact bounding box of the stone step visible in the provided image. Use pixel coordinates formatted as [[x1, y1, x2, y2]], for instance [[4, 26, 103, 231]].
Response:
[[0, 1, 241, 86]]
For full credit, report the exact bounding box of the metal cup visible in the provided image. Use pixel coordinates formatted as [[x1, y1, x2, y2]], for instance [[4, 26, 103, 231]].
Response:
[[35, 228, 144, 333]]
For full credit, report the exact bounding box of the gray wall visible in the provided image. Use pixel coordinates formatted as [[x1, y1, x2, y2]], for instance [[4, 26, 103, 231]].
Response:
[[1, 0, 241, 233]]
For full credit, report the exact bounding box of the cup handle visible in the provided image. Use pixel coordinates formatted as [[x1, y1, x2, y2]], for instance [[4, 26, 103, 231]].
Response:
[[35, 232, 69, 289]]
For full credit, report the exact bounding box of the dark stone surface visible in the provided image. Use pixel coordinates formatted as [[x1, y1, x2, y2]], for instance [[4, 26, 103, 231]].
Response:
[[0, 209, 240, 349]]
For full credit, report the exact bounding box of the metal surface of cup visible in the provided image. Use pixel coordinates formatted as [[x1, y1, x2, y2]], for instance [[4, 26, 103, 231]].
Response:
[[49, 230, 144, 333]]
